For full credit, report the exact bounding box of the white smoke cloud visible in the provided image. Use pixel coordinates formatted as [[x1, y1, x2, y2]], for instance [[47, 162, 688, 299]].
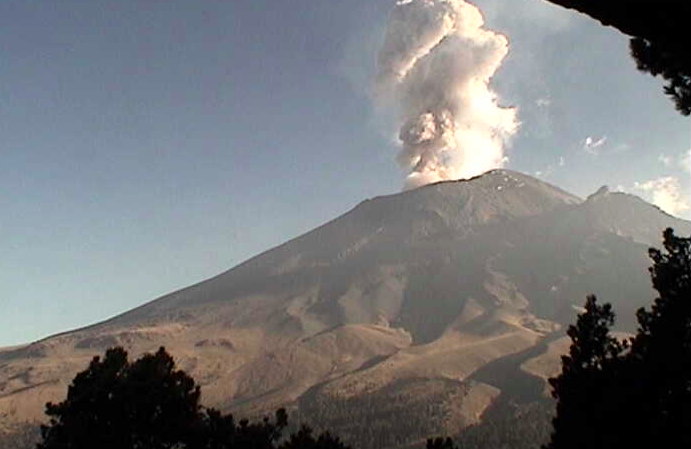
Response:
[[634, 176, 690, 217], [375, 0, 518, 189]]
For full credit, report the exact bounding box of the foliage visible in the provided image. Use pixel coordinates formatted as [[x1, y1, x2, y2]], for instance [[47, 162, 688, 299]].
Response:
[[38, 346, 203, 449], [627, 228, 691, 447], [281, 425, 349, 449], [199, 408, 287, 449], [36, 346, 349, 449], [543, 296, 624, 449], [543, 0, 691, 115], [545, 228, 691, 448], [630, 37, 690, 115], [426, 437, 457, 449]]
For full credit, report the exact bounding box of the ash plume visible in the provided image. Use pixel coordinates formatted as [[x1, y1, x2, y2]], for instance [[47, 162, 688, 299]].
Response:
[[376, 0, 518, 189]]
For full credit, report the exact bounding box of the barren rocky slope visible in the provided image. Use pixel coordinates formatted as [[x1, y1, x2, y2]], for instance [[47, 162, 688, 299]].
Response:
[[1, 170, 689, 448]]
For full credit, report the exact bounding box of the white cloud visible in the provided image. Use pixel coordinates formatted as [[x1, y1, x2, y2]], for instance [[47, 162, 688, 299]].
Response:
[[583, 135, 607, 155], [634, 176, 690, 216], [558, 156, 565, 167], [681, 149, 691, 174], [658, 153, 672, 167], [536, 97, 551, 107]]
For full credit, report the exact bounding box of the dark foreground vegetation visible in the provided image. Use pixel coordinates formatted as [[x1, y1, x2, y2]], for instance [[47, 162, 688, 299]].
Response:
[[544, 228, 691, 448], [543, 0, 691, 115], [0, 228, 688, 449], [33, 345, 347, 449]]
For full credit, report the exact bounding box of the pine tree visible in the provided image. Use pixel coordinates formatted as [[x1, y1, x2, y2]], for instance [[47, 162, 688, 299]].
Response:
[[37, 346, 352, 449], [544, 296, 624, 449], [542, 1, 691, 115], [38, 347, 203, 449], [545, 228, 691, 448], [628, 228, 691, 446]]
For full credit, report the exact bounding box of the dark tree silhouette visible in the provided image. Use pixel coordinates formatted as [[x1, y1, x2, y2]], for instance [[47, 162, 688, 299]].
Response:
[[630, 36, 690, 115], [36, 346, 351, 449], [280, 425, 350, 449], [542, 0, 691, 115], [199, 407, 289, 449], [38, 347, 204, 449], [545, 228, 691, 448], [426, 436, 458, 449], [627, 228, 691, 447], [544, 296, 625, 449]]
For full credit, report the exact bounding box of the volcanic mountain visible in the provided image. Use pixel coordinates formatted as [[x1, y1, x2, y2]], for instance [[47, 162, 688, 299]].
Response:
[[1, 170, 689, 448]]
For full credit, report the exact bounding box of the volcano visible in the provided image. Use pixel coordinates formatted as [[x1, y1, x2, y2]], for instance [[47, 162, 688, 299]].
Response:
[[1, 170, 689, 448]]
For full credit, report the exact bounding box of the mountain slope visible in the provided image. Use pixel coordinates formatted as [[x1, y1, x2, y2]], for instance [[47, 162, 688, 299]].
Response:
[[1, 170, 689, 448]]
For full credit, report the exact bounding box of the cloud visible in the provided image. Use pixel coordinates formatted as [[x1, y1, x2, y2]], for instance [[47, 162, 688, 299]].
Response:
[[375, 0, 518, 189], [634, 176, 690, 216], [582, 135, 607, 155], [658, 153, 672, 167], [536, 97, 551, 107], [681, 149, 691, 174], [558, 156, 565, 167]]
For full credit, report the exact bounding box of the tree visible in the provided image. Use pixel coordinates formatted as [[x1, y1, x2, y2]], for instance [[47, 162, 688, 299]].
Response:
[[280, 425, 349, 449], [630, 36, 690, 116], [543, 296, 625, 449], [542, 0, 691, 115], [37, 346, 351, 449], [545, 228, 691, 448], [38, 347, 204, 449], [426, 436, 457, 449], [199, 407, 288, 449], [627, 228, 691, 447]]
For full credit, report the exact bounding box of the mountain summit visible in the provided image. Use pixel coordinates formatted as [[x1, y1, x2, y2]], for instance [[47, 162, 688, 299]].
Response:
[[1, 170, 689, 447]]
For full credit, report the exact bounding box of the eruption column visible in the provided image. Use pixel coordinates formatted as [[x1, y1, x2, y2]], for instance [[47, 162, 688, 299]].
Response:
[[376, 0, 518, 189]]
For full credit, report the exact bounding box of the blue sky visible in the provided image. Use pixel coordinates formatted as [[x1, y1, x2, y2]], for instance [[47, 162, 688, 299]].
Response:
[[1, 0, 689, 346]]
